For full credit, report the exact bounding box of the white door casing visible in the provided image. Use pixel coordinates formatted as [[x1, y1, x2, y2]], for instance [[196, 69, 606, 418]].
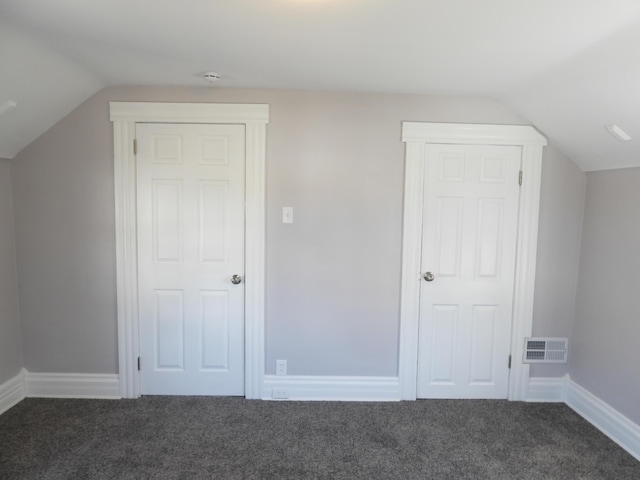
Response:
[[137, 123, 245, 395], [110, 102, 269, 399], [399, 122, 547, 401], [417, 144, 521, 398]]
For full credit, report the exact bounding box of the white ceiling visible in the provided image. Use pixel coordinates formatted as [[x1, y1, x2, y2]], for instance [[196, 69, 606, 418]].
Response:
[[2, 0, 640, 171]]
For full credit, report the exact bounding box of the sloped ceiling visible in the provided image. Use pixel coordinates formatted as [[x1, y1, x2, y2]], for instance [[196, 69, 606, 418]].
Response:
[[2, 0, 640, 171]]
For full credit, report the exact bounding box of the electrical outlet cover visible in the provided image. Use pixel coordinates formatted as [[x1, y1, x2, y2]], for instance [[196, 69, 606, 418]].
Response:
[[272, 389, 289, 399]]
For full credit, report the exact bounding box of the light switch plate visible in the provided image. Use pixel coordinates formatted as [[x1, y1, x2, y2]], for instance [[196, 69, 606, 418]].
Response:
[[282, 207, 293, 224]]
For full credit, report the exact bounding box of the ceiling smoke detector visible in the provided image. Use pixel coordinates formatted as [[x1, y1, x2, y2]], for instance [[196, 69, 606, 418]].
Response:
[[203, 72, 221, 83]]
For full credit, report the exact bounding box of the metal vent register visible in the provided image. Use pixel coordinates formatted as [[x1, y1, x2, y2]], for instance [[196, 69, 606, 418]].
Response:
[[523, 337, 568, 363]]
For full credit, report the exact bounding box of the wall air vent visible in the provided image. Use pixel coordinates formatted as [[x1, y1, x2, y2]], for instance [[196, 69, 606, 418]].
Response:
[[523, 337, 568, 363]]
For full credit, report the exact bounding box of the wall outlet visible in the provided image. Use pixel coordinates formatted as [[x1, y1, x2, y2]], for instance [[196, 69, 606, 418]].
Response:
[[276, 359, 287, 376], [272, 389, 289, 399]]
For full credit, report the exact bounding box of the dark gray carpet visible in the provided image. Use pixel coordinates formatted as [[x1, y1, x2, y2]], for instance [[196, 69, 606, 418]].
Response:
[[1, 397, 638, 479]]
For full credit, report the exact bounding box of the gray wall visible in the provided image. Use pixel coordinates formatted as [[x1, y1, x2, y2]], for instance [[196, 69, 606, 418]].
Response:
[[531, 145, 586, 377], [570, 168, 640, 425], [0, 159, 23, 383], [12, 86, 584, 377]]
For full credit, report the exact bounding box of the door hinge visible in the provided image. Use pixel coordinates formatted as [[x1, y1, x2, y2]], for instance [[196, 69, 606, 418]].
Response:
[[133, 139, 137, 155], [508, 354, 512, 369], [137, 356, 141, 371], [518, 171, 523, 186]]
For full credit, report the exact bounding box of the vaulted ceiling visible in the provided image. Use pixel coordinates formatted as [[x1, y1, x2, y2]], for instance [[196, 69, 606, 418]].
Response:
[[2, 0, 640, 171]]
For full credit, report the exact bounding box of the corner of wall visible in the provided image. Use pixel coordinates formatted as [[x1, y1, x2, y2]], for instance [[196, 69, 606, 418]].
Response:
[[527, 375, 640, 462], [0, 369, 26, 415], [566, 165, 588, 353], [0, 158, 25, 385]]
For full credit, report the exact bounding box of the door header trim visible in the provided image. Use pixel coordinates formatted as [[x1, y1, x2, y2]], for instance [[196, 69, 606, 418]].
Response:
[[110, 102, 269, 124], [402, 122, 547, 146]]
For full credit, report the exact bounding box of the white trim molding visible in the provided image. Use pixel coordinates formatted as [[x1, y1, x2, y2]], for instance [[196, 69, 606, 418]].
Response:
[[566, 378, 640, 462], [262, 375, 401, 402], [526, 375, 567, 403], [399, 122, 547, 401], [401, 123, 547, 146], [110, 102, 269, 399], [525, 375, 640, 461], [24, 372, 120, 399], [0, 369, 26, 415]]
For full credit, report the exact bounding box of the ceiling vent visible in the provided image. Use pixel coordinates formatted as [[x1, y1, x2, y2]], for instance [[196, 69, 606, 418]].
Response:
[[605, 124, 631, 142], [523, 337, 568, 363]]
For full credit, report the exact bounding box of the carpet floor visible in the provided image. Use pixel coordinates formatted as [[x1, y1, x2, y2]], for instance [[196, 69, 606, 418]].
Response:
[[1, 397, 638, 479]]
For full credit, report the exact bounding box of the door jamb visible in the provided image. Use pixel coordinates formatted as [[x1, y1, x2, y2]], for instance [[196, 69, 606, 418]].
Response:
[[110, 102, 269, 399], [398, 122, 547, 401]]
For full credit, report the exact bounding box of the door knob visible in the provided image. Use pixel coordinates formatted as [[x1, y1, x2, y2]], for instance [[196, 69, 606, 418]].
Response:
[[231, 274, 242, 285], [423, 272, 435, 282]]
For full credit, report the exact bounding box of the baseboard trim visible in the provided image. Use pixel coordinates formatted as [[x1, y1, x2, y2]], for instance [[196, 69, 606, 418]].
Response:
[[526, 375, 566, 402], [25, 372, 121, 399], [565, 378, 640, 462], [262, 375, 401, 401], [0, 369, 26, 415], [8, 370, 640, 462]]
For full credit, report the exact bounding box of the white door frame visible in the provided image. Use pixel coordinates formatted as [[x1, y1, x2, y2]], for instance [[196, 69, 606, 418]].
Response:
[[110, 102, 269, 399], [399, 122, 547, 401]]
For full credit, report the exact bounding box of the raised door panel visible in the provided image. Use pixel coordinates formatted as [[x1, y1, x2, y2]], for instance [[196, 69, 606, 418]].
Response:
[[428, 305, 458, 384], [152, 180, 183, 262], [199, 181, 228, 263], [200, 291, 230, 371], [200, 136, 230, 165], [151, 135, 183, 164], [154, 290, 185, 370], [435, 198, 463, 278], [475, 198, 504, 279], [468, 305, 498, 383]]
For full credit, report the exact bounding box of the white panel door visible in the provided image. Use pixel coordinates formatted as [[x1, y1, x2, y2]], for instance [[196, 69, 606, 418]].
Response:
[[417, 144, 521, 399], [136, 123, 245, 395]]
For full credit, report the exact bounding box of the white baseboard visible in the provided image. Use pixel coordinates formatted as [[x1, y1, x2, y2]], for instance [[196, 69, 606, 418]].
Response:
[[0, 369, 26, 415], [25, 372, 121, 399], [6, 369, 640, 463], [565, 378, 640, 462], [526, 375, 567, 402], [262, 375, 401, 401], [527, 375, 640, 461]]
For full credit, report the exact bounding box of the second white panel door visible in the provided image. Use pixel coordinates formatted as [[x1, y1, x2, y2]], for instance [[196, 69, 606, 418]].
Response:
[[136, 123, 245, 395], [417, 143, 521, 399]]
